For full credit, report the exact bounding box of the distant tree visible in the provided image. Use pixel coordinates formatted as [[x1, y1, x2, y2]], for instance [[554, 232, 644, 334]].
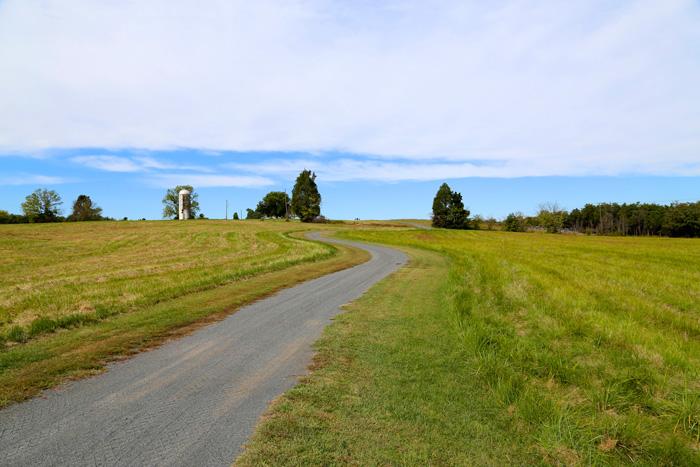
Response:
[[662, 202, 700, 237], [67, 195, 103, 221], [537, 203, 567, 233], [198, 213, 206, 219], [432, 183, 452, 228], [233, 212, 239, 220], [246, 208, 262, 220], [291, 170, 321, 222], [503, 213, 526, 232], [255, 191, 290, 219], [431, 183, 469, 229], [0, 210, 25, 224], [162, 185, 200, 219], [21, 189, 62, 222]]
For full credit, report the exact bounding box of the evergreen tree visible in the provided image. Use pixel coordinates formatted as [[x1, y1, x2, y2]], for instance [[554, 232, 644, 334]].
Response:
[[432, 183, 469, 229], [68, 195, 103, 221], [291, 170, 321, 222]]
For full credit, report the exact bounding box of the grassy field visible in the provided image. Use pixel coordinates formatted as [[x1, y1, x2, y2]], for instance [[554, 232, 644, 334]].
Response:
[[0, 220, 370, 407], [240, 229, 700, 465]]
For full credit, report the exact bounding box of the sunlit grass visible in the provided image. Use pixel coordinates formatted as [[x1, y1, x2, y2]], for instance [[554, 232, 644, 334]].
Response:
[[238, 228, 700, 465], [0, 220, 333, 342], [332, 229, 700, 463], [0, 220, 372, 407]]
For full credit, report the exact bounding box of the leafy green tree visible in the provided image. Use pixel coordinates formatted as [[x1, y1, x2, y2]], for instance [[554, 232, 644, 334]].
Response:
[[67, 195, 103, 221], [503, 213, 526, 232], [162, 185, 199, 219], [537, 203, 567, 233], [246, 208, 262, 220], [432, 183, 469, 229], [291, 170, 321, 222], [233, 212, 239, 220], [21, 189, 63, 222], [255, 191, 290, 218]]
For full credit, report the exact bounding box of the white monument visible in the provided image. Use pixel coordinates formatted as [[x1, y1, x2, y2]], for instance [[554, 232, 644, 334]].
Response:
[[178, 189, 191, 220]]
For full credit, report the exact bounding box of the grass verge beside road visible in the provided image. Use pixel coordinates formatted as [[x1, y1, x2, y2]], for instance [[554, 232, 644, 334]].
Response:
[[0, 224, 369, 408], [237, 247, 536, 465], [238, 230, 700, 465]]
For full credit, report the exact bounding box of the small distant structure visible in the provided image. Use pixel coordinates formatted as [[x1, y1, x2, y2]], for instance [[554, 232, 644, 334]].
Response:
[[178, 189, 191, 220]]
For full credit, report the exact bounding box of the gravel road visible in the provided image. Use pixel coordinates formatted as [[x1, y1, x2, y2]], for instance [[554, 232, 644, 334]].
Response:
[[0, 234, 406, 467]]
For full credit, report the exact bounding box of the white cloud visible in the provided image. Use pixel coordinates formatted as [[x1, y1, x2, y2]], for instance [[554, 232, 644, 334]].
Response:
[[131, 156, 213, 172], [146, 174, 274, 188], [0, 0, 699, 177], [71, 155, 142, 172], [0, 174, 71, 185], [71, 154, 213, 173]]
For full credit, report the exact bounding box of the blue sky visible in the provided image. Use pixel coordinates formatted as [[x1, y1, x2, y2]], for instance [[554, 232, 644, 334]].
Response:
[[1, 149, 698, 220], [1, 1, 699, 219]]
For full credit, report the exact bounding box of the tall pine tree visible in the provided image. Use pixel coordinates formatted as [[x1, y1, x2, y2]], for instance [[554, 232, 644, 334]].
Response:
[[431, 183, 469, 229], [291, 170, 321, 222]]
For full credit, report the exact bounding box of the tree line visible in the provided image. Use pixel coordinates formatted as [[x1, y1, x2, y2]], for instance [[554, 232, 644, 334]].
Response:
[[1, 170, 322, 224], [246, 170, 323, 222], [430, 183, 700, 238], [502, 202, 700, 237], [0, 189, 107, 224]]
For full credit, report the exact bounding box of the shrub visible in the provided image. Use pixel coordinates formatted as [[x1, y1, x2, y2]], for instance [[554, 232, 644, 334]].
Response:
[[503, 213, 526, 232]]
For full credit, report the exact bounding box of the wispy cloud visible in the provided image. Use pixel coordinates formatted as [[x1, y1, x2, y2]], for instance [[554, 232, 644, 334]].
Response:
[[226, 155, 700, 182], [71, 155, 142, 172], [146, 173, 274, 188], [0, 1, 698, 177], [0, 174, 72, 186], [71, 155, 213, 173]]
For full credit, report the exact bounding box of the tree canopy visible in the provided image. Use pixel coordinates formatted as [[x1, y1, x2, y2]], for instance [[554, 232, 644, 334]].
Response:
[[67, 195, 104, 221], [162, 185, 199, 219], [291, 170, 321, 222], [246, 208, 262, 220], [565, 201, 700, 237], [21, 189, 63, 222], [255, 191, 290, 219], [431, 183, 470, 229]]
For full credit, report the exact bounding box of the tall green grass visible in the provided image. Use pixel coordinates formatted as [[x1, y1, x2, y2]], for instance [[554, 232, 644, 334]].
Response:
[[340, 229, 700, 464]]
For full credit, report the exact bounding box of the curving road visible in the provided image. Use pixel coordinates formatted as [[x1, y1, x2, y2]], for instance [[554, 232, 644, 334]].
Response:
[[0, 234, 406, 467]]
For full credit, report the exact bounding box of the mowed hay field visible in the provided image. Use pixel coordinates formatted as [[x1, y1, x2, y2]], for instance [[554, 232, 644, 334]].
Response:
[[0, 220, 332, 340], [241, 229, 700, 465], [0, 220, 369, 406]]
